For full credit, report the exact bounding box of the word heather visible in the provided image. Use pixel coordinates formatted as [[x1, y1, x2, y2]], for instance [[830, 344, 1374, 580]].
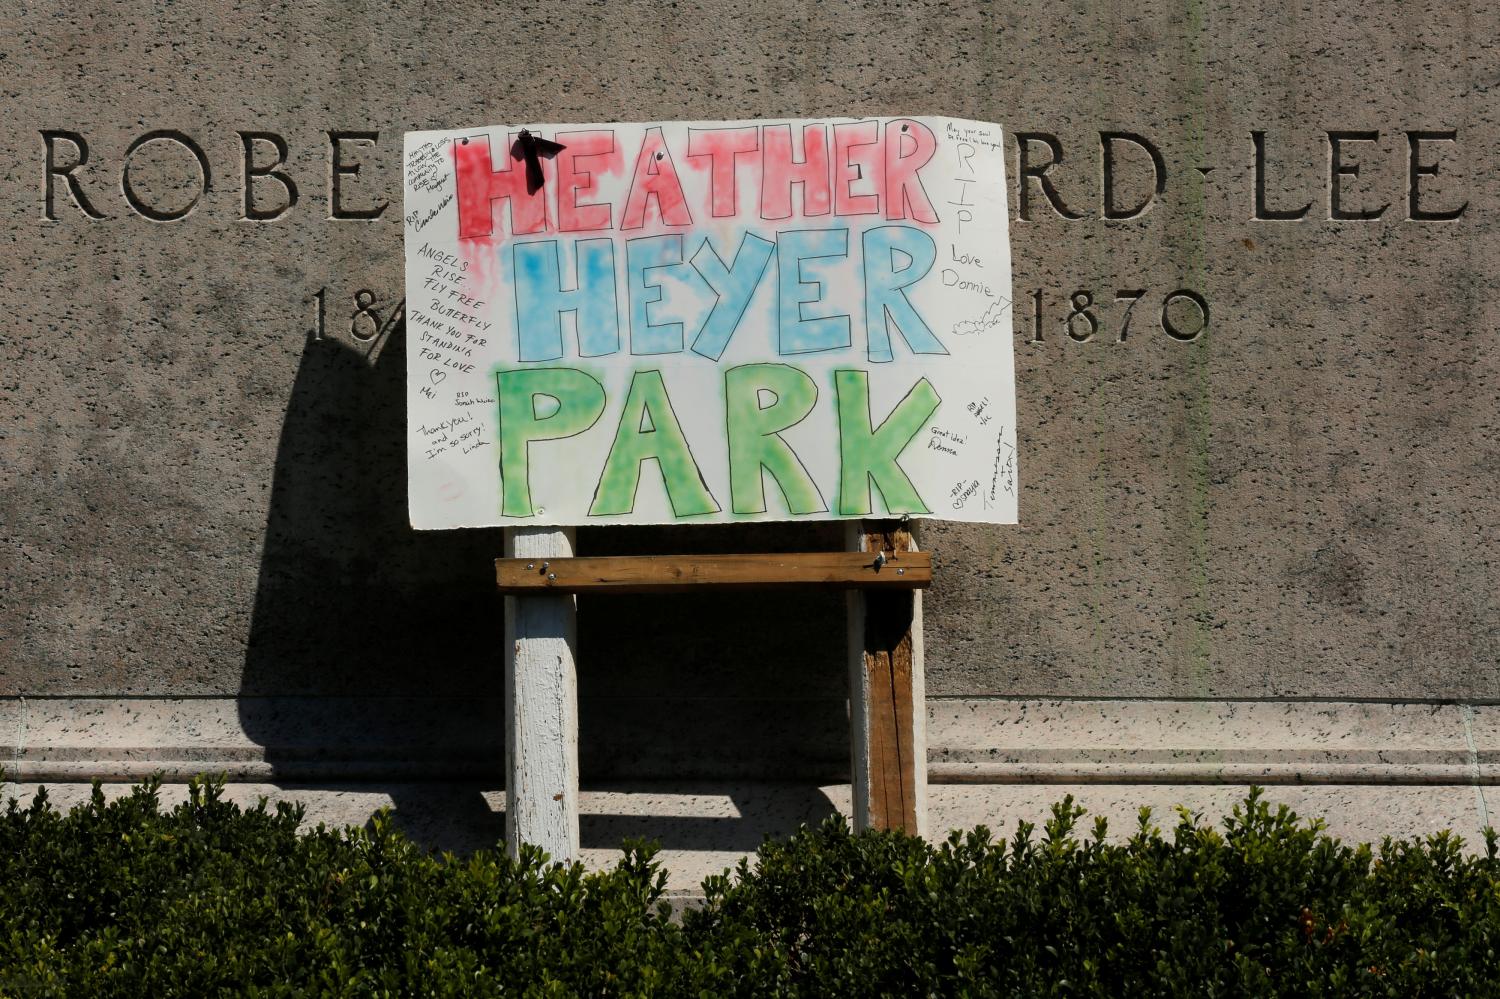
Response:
[[450, 120, 942, 240]]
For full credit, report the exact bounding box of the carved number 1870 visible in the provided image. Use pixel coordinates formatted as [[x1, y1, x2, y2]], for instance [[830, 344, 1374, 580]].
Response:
[[1029, 288, 1209, 343]]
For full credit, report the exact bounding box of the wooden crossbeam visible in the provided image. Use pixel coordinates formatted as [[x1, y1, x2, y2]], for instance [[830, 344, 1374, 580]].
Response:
[[496, 551, 932, 594]]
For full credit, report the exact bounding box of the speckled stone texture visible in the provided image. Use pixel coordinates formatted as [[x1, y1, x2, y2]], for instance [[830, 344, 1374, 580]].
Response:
[[1, 2, 1498, 785]]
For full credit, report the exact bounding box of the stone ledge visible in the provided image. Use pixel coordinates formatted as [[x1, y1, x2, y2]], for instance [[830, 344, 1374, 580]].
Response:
[[0, 694, 847, 782], [0, 696, 504, 782], [928, 699, 1498, 784], [5, 696, 1500, 786]]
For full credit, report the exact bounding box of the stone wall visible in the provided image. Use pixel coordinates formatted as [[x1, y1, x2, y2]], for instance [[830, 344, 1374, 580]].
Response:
[[3, 1, 1497, 794]]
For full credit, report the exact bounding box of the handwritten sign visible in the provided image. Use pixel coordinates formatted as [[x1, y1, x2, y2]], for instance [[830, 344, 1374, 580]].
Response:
[[402, 117, 1016, 529]]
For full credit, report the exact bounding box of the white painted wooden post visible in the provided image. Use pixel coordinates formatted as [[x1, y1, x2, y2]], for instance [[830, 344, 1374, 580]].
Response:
[[503, 526, 580, 862]]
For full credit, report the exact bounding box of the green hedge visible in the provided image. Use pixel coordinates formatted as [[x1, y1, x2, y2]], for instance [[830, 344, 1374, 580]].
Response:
[[2, 777, 1498, 996]]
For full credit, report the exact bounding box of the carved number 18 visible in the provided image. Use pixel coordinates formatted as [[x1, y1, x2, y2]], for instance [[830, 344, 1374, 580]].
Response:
[[309, 287, 407, 343]]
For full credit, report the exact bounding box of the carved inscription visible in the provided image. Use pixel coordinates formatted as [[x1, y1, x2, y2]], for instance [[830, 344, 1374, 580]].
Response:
[[28, 124, 1467, 353], [37, 126, 1470, 224], [1024, 288, 1208, 344], [240, 131, 298, 220], [1016, 129, 1466, 222], [309, 286, 406, 345], [41, 129, 388, 221], [1250, 130, 1466, 221]]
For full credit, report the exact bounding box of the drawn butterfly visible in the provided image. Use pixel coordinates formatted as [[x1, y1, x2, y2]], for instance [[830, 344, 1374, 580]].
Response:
[[511, 129, 567, 195]]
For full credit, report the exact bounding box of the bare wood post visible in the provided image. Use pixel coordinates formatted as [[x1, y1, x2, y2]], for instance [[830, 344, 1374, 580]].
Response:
[[846, 519, 928, 835], [503, 526, 580, 862]]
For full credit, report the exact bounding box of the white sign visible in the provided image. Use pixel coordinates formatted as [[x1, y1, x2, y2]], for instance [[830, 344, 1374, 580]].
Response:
[[403, 116, 1016, 529]]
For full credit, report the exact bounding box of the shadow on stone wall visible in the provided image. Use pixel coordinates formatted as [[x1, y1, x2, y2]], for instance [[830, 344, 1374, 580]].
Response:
[[240, 325, 848, 853], [240, 327, 507, 840]]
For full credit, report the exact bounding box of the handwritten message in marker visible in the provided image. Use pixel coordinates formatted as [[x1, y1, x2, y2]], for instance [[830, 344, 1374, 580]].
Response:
[[402, 116, 1017, 529]]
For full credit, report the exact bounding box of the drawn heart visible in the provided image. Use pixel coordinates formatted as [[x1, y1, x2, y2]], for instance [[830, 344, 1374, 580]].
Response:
[[429, 369, 447, 384]]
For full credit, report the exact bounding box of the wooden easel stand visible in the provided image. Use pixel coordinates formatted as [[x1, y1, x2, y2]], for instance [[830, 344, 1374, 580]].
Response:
[[500, 519, 929, 862]]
